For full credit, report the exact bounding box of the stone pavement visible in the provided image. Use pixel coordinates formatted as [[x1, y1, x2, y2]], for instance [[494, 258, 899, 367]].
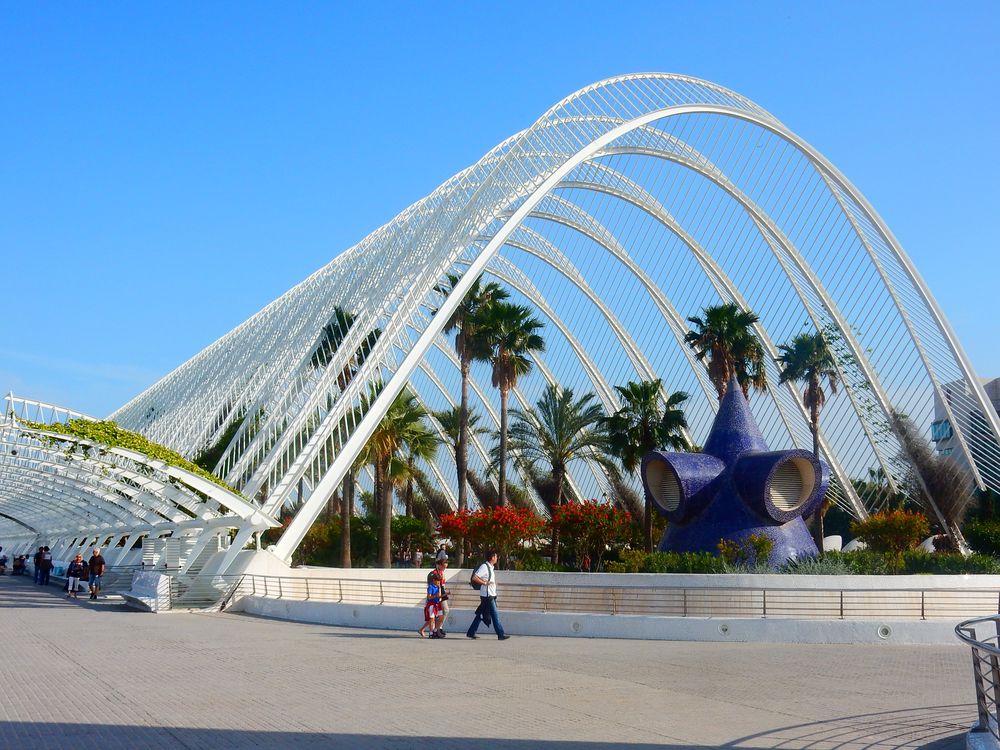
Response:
[[0, 574, 976, 749]]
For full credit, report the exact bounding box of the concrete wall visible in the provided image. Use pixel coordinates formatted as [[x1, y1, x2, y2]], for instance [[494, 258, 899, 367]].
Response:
[[222, 552, 995, 643]]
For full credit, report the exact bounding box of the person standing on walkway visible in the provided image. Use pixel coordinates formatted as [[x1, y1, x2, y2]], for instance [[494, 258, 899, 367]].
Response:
[[66, 554, 87, 598], [88, 548, 106, 600], [39, 546, 53, 586], [466, 551, 509, 641], [428, 558, 450, 636], [33, 547, 44, 584]]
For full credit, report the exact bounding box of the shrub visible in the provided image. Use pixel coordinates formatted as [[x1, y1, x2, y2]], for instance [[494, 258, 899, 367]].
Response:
[[781, 554, 853, 575], [964, 519, 1000, 557], [512, 551, 572, 572], [604, 550, 726, 574], [817, 550, 1000, 575], [550, 500, 632, 571], [849, 510, 929, 555], [901, 551, 1000, 575], [447, 506, 546, 568], [717, 534, 774, 569]]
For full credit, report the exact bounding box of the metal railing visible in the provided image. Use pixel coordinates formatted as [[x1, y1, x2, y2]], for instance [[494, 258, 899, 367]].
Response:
[[956, 615, 1000, 742], [226, 574, 1000, 621]]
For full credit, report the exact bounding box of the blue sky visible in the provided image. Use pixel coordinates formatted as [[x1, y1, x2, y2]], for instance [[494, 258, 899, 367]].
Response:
[[2, 1, 997, 417]]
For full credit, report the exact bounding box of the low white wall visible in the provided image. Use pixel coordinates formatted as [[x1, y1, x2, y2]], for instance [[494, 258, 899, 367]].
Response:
[[222, 552, 994, 643], [232, 596, 960, 644]]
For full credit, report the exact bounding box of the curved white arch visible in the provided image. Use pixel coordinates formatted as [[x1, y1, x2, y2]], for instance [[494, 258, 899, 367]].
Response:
[[60, 73, 993, 563]]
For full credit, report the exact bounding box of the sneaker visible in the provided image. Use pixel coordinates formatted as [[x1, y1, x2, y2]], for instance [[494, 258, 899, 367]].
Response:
[[466, 634, 478, 639], [438, 630, 447, 636], [498, 634, 510, 641]]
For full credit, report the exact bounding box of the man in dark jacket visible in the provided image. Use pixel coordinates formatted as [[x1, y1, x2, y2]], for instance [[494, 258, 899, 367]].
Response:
[[39, 546, 53, 586], [33, 547, 43, 584], [88, 549, 107, 600]]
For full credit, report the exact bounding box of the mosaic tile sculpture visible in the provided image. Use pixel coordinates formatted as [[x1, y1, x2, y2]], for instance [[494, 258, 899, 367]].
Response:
[[641, 378, 827, 566]]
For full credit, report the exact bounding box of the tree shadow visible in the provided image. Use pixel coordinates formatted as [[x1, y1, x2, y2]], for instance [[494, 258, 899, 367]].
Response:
[[725, 704, 973, 749]]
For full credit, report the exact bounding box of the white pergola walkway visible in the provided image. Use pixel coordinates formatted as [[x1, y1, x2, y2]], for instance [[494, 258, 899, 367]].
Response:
[[0, 575, 975, 749]]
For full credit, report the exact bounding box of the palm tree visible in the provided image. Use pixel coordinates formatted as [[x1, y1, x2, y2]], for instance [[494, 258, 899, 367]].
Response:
[[505, 384, 617, 563], [777, 331, 840, 551], [358, 385, 440, 567], [437, 274, 508, 561], [476, 301, 545, 507], [389, 437, 440, 518], [433, 406, 490, 463], [776, 332, 840, 458], [685, 303, 767, 399], [339, 457, 365, 568], [602, 380, 689, 552]]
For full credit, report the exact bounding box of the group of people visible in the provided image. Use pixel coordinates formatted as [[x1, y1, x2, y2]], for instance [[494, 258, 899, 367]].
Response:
[[0, 545, 108, 600], [63, 549, 106, 600], [418, 548, 508, 641], [0, 546, 35, 578]]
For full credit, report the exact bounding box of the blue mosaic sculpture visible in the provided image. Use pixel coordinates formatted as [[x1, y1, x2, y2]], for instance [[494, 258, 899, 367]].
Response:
[[641, 378, 828, 566]]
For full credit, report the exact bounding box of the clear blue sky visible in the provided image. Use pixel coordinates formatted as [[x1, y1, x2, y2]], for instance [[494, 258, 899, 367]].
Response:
[[2, 1, 997, 417]]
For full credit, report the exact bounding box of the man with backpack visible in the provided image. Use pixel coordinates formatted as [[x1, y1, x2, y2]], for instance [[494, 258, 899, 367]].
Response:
[[466, 550, 509, 641]]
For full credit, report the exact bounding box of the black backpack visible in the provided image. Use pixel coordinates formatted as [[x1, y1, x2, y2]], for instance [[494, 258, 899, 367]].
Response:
[[469, 562, 491, 589]]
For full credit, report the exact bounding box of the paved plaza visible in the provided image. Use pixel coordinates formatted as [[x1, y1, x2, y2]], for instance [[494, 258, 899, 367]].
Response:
[[0, 575, 976, 749]]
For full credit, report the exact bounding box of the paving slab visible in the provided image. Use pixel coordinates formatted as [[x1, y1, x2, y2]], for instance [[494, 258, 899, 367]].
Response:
[[0, 574, 977, 749]]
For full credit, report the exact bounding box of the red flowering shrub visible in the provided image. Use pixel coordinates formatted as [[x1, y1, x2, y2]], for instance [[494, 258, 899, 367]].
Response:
[[437, 508, 472, 544], [439, 506, 544, 567], [550, 500, 632, 571]]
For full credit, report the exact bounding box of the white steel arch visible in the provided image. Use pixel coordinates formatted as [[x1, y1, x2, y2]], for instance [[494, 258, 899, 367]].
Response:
[[74, 73, 998, 563]]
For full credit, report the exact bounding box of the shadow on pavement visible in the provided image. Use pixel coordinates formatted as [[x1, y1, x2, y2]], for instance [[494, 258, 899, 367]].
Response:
[[0, 705, 972, 750], [727, 704, 972, 749], [0, 574, 134, 612], [0, 724, 705, 750]]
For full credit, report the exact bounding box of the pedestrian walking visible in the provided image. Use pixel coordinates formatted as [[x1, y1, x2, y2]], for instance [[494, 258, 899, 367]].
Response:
[[33, 547, 43, 584], [435, 544, 448, 563], [418, 573, 443, 638], [428, 558, 450, 635], [88, 548, 106, 600], [39, 547, 53, 586], [466, 550, 509, 641], [66, 554, 87, 598]]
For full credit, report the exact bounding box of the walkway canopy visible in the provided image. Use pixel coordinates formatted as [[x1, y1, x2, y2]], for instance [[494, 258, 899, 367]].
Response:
[[0, 395, 275, 567]]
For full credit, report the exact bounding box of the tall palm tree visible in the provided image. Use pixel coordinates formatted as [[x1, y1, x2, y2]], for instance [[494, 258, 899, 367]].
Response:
[[339, 456, 366, 568], [476, 301, 545, 507], [602, 380, 689, 552], [358, 385, 440, 567], [437, 274, 508, 561], [685, 303, 767, 399], [777, 331, 840, 552], [505, 384, 617, 563], [776, 332, 840, 458]]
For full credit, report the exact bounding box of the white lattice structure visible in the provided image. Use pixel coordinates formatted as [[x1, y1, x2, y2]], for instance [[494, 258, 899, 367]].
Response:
[[35, 73, 999, 563], [0, 394, 276, 569]]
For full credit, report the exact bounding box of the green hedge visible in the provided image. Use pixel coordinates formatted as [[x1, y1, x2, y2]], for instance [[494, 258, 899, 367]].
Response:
[[19, 417, 241, 496], [601, 549, 1000, 575], [964, 520, 1000, 557]]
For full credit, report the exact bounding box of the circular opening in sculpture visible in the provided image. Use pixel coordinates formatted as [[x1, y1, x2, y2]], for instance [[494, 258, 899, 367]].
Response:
[[646, 459, 682, 512], [769, 457, 815, 512]]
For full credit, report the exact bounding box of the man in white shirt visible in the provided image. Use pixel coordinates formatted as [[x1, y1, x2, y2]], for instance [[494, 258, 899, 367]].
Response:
[[466, 550, 509, 640]]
